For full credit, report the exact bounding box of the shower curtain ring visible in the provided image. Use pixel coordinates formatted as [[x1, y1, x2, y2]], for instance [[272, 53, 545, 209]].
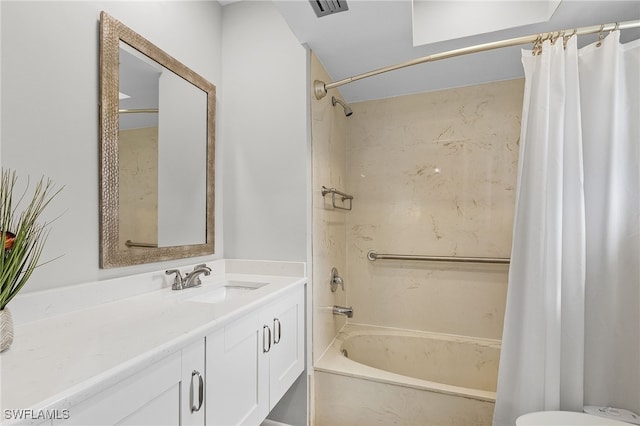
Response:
[[610, 22, 619, 34], [534, 33, 551, 55], [563, 29, 576, 49], [557, 31, 565, 47], [596, 24, 605, 47], [532, 34, 542, 56]]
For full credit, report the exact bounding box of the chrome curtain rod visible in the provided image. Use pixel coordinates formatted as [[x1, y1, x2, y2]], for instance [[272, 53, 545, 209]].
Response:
[[367, 250, 510, 265], [314, 19, 640, 99]]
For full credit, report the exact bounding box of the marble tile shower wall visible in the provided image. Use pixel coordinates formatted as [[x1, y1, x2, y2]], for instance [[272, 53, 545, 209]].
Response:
[[345, 79, 524, 339], [311, 53, 349, 362]]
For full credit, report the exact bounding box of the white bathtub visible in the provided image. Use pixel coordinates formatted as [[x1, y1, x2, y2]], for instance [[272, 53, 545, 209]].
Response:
[[314, 323, 500, 426]]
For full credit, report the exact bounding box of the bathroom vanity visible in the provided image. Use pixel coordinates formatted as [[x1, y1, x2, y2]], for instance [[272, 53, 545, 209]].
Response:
[[0, 260, 306, 425]]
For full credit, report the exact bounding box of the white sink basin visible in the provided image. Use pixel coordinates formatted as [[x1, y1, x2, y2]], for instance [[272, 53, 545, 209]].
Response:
[[184, 280, 269, 304]]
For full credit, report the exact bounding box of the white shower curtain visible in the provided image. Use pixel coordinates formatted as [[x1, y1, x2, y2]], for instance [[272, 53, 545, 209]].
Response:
[[494, 32, 640, 425]]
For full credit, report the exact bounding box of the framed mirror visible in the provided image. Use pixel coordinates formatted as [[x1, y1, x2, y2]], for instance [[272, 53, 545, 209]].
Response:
[[99, 11, 215, 268]]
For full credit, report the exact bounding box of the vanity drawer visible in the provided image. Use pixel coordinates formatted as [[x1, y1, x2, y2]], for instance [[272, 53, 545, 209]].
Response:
[[53, 353, 181, 426]]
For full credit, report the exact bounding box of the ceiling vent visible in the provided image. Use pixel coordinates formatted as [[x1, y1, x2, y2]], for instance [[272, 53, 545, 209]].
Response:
[[310, 0, 349, 18]]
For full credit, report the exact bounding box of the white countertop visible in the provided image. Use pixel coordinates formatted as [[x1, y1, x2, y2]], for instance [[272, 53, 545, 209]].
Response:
[[0, 260, 306, 421]]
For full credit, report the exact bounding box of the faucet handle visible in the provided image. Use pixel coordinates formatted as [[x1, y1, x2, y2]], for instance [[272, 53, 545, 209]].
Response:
[[330, 267, 344, 292], [166, 269, 184, 290], [193, 264, 212, 273]]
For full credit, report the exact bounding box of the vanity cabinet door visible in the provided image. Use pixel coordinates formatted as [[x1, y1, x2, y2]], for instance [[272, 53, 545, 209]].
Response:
[[53, 352, 182, 426], [261, 286, 305, 409], [181, 339, 205, 426], [205, 285, 305, 426], [205, 312, 268, 426]]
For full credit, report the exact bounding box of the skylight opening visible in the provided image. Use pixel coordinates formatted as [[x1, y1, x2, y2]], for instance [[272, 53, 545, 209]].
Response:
[[412, 0, 562, 46]]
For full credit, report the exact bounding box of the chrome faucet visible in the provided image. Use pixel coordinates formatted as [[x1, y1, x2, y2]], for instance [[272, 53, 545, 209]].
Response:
[[185, 264, 212, 288], [333, 305, 353, 318], [166, 264, 211, 290], [165, 269, 184, 290]]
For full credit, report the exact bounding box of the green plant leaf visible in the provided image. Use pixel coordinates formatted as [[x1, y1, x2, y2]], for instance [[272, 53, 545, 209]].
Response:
[[0, 169, 62, 310]]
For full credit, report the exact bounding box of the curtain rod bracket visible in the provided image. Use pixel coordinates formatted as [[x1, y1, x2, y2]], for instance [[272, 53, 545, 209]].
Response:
[[314, 80, 328, 100]]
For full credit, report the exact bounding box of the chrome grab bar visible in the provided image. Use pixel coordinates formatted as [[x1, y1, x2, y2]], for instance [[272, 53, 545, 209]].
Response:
[[125, 240, 158, 248], [367, 250, 510, 265], [118, 108, 159, 114]]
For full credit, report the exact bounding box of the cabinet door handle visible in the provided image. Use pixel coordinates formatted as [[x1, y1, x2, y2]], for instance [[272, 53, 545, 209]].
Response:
[[273, 318, 281, 344], [190, 370, 204, 413], [263, 325, 272, 353]]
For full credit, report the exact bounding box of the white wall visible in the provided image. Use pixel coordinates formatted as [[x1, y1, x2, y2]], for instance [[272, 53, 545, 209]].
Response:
[[220, 3, 310, 425], [0, 1, 223, 291], [221, 1, 309, 262]]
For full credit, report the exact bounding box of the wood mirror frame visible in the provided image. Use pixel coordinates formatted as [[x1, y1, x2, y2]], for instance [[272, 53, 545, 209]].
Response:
[[99, 11, 215, 268]]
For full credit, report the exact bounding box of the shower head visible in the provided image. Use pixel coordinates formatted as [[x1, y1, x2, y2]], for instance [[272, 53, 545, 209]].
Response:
[[331, 96, 353, 117]]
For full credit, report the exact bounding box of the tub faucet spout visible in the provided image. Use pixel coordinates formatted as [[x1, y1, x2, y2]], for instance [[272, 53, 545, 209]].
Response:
[[333, 305, 353, 318]]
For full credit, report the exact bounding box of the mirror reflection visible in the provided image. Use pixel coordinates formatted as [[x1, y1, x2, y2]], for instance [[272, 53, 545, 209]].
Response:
[[118, 43, 207, 249], [99, 11, 215, 268]]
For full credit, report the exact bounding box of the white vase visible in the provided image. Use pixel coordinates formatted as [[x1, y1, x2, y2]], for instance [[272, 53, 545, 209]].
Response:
[[0, 307, 14, 352]]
